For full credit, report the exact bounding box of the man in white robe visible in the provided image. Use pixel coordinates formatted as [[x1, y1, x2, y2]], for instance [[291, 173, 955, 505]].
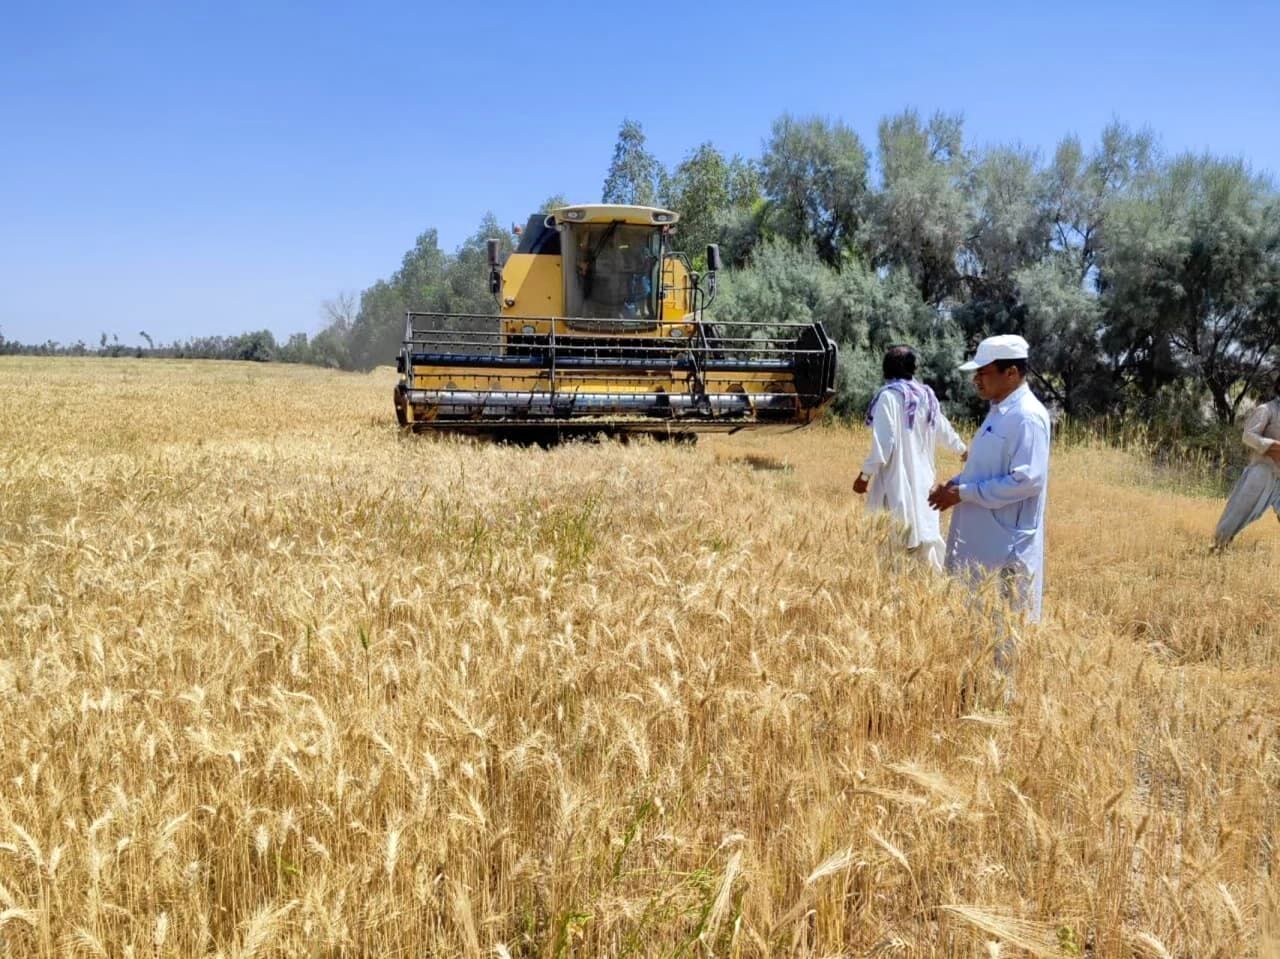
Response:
[[928, 335, 1051, 626], [854, 346, 967, 569], [1213, 376, 1280, 549]]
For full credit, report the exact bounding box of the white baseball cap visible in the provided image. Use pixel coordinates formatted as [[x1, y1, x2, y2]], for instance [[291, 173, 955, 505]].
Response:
[[958, 334, 1030, 371]]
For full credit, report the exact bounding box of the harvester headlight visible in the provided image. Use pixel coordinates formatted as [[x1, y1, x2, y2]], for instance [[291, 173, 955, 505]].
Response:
[[521, 325, 536, 335], [652, 212, 673, 223], [669, 327, 688, 338], [563, 209, 585, 220]]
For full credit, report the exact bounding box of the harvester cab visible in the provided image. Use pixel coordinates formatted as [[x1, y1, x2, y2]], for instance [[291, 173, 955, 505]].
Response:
[[394, 203, 837, 439]]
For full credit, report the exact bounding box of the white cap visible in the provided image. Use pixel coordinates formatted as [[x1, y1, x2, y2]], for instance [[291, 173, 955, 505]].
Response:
[[958, 334, 1030, 371]]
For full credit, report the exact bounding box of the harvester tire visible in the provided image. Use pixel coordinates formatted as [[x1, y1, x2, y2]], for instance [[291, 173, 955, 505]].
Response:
[[393, 385, 409, 427]]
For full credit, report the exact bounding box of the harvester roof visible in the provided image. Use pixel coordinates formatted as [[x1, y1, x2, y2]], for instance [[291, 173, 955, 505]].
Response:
[[550, 204, 679, 226]]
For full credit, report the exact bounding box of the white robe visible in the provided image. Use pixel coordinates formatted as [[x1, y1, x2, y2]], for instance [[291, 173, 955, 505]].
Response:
[[1214, 399, 1280, 546], [944, 383, 1052, 622], [861, 385, 967, 565]]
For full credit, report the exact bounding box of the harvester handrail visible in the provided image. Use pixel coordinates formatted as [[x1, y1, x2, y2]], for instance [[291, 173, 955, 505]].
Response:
[[401, 310, 823, 330], [402, 334, 826, 354]]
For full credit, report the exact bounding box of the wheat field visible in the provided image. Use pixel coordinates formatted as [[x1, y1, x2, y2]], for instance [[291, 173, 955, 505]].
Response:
[[0, 357, 1277, 958]]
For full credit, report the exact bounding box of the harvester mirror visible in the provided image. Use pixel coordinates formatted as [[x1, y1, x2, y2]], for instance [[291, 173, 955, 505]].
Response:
[[703, 244, 720, 302], [486, 238, 503, 297]]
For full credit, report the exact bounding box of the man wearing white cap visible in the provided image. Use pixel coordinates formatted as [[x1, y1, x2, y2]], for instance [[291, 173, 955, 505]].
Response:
[[928, 335, 1051, 629], [1212, 374, 1280, 550]]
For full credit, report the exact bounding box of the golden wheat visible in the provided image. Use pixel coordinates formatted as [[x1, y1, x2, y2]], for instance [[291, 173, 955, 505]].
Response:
[[0, 356, 1276, 957]]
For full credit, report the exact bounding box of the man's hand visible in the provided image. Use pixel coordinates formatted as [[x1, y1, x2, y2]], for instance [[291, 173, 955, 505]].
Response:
[[1267, 444, 1280, 464], [853, 474, 869, 495], [928, 482, 962, 512]]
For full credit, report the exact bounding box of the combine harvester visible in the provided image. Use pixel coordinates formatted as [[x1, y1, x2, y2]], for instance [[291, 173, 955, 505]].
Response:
[[394, 204, 837, 441]]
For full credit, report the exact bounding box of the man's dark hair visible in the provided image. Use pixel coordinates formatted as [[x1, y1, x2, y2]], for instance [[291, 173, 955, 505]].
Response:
[[883, 345, 917, 380], [993, 358, 1029, 376], [1273, 373, 1280, 397]]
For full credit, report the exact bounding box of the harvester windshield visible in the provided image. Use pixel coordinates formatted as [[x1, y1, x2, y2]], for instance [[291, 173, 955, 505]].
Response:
[[569, 223, 661, 321]]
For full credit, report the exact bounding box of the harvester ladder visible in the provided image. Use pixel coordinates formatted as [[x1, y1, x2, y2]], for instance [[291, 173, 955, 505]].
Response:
[[659, 251, 709, 412]]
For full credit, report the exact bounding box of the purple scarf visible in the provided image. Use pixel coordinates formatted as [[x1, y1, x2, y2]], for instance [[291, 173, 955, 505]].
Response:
[[866, 379, 939, 430]]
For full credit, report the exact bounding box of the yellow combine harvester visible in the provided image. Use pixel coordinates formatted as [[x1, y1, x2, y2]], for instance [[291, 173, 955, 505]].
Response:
[[394, 203, 837, 439]]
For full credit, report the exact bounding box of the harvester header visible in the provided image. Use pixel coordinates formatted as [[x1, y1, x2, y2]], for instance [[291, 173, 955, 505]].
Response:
[[394, 203, 837, 439]]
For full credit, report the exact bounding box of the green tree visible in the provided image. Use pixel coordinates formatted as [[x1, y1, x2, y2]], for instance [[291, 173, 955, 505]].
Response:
[[601, 119, 662, 206], [308, 326, 350, 369], [713, 239, 964, 415], [277, 332, 310, 364], [831, 261, 967, 414], [1101, 154, 1280, 423], [1014, 256, 1109, 415], [1044, 122, 1155, 282], [726, 155, 763, 210], [345, 231, 448, 370], [347, 279, 407, 370], [234, 330, 277, 362], [760, 115, 869, 265], [662, 143, 731, 264], [949, 144, 1053, 380], [866, 110, 969, 306], [446, 212, 515, 315], [715, 201, 769, 269], [1010, 123, 1157, 414], [961, 145, 1050, 308], [714, 238, 843, 334], [708, 155, 769, 267]]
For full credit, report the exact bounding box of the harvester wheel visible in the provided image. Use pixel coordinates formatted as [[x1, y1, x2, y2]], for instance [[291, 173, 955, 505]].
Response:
[[393, 384, 408, 427]]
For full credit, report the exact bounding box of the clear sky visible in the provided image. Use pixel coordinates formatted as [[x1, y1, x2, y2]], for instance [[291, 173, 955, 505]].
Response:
[[2, 0, 1277, 347]]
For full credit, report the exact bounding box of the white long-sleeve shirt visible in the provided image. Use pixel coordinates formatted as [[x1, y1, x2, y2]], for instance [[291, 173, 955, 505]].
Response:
[[1242, 398, 1280, 476], [862, 385, 967, 549], [944, 383, 1051, 621]]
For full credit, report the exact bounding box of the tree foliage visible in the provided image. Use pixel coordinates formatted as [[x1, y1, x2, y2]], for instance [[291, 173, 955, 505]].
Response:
[[761, 115, 869, 265], [601, 119, 661, 207], [715, 240, 966, 416], [1101, 154, 1280, 422], [867, 110, 968, 306], [662, 143, 730, 266]]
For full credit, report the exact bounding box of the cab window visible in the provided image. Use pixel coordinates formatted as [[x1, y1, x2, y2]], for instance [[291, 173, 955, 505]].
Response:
[[573, 223, 660, 319]]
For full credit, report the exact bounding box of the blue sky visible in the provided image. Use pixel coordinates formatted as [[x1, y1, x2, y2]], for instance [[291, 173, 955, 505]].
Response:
[[2, 0, 1277, 346]]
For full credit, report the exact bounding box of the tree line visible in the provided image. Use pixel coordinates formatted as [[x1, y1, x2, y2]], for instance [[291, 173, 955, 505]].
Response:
[[325, 113, 1280, 427], [9, 111, 1276, 429], [0, 328, 297, 363]]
